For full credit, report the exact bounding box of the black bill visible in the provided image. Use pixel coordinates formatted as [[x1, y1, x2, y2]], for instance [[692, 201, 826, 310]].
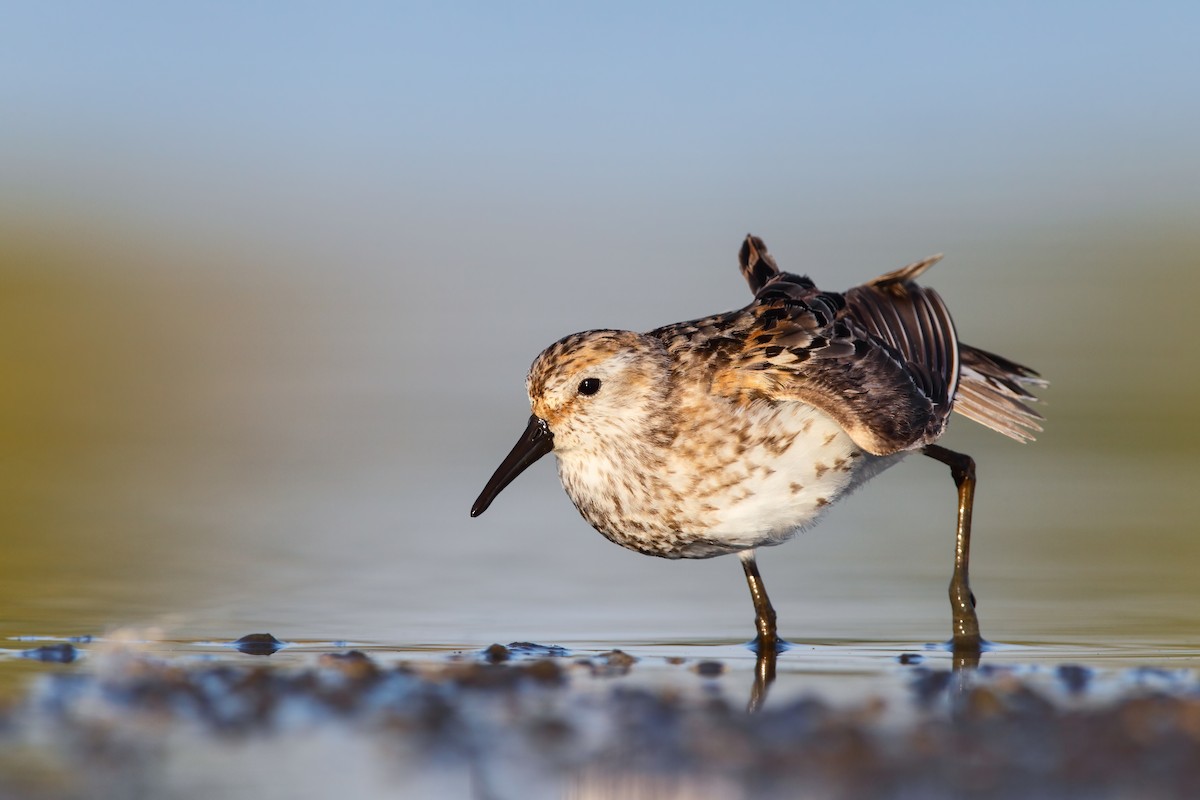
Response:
[[470, 415, 554, 517]]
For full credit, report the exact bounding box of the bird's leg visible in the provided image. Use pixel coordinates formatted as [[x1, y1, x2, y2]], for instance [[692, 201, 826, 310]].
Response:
[[740, 549, 779, 712], [739, 550, 779, 654], [922, 444, 984, 656]]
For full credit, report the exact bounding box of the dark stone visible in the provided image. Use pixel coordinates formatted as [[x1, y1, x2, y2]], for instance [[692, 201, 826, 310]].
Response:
[[21, 643, 79, 663], [1056, 664, 1093, 694], [506, 642, 570, 658], [483, 643, 510, 663], [232, 633, 285, 656]]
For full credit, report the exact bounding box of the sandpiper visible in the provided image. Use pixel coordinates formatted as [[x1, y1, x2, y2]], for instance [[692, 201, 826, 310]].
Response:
[[472, 236, 1044, 655]]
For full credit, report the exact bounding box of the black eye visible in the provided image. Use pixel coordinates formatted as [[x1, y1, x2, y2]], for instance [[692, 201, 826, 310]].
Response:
[[578, 378, 601, 396]]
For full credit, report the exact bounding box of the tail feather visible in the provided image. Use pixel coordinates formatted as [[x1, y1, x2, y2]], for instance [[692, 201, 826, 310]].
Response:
[[953, 345, 1046, 442]]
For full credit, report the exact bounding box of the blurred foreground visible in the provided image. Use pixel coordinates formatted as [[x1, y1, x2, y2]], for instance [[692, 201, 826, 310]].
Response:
[[2, 634, 1199, 800]]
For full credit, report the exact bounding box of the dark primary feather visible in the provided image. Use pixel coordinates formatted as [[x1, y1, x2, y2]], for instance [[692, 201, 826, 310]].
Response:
[[654, 235, 1044, 454]]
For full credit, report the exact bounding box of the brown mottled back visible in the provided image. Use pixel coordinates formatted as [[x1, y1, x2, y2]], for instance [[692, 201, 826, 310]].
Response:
[[652, 235, 1042, 455]]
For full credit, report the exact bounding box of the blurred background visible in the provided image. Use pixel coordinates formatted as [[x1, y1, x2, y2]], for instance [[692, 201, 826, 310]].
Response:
[[1, 3, 1197, 656]]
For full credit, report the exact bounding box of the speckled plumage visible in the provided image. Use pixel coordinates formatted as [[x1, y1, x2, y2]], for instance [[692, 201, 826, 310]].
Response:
[[473, 235, 1045, 650], [525, 328, 892, 559]]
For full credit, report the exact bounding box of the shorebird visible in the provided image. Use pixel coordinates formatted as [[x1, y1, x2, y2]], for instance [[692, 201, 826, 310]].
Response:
[[471, 235, 1044, 655]]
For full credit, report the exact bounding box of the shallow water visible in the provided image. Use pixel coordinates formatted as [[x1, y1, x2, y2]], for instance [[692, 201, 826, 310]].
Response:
[[1, 225, 1198, 719], [5, 632, 1200, 714]]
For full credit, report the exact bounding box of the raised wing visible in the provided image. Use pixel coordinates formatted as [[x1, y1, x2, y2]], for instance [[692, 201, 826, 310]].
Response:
[[846, 250, 1044, 443], [728, 235, 1044, 449], [843, 254, 959, 426], [648, 237, 952, 454]]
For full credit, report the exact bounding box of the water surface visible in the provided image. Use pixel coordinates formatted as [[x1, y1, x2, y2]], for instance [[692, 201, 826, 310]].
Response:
[[2, 222, 1197, 699]]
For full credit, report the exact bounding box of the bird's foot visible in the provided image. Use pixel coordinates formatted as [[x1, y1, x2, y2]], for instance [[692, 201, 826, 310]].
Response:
[[747, 633, 790, 654]]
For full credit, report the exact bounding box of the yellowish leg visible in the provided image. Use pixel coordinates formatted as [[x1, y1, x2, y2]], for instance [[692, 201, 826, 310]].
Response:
[[923, 444, 984, 657], [740, 549, 779, 653], [740, 550, 779, 711]]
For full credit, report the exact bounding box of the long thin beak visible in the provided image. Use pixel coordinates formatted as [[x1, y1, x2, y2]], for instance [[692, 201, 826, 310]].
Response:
[[470, 415, 554, 517]]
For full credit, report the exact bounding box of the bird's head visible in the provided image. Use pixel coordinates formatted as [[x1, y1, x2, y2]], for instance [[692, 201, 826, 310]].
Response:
[[471, 329, 670, 517]]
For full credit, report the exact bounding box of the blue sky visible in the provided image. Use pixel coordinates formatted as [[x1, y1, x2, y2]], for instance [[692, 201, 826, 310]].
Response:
[[3, 1, 1196, 269]]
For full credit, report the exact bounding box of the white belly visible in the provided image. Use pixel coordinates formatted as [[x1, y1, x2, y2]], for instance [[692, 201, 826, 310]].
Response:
[[556, 400, 904, 559], [688, 405, 903, 551]]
